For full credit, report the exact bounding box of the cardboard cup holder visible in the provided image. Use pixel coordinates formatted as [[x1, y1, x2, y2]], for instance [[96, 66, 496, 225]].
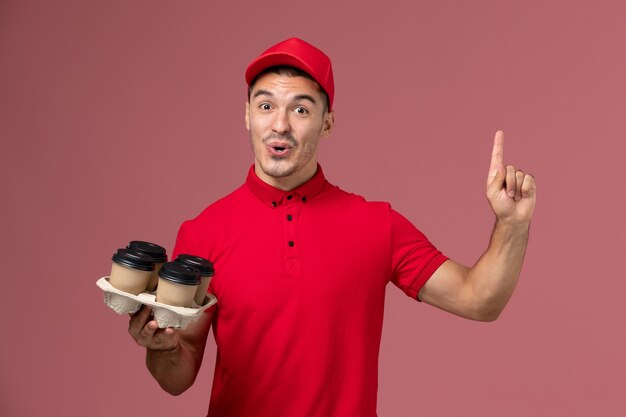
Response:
[[96, 276, 216, 329]]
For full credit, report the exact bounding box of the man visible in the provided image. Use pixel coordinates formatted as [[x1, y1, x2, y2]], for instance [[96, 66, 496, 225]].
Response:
[[129, 37, 536, 416]]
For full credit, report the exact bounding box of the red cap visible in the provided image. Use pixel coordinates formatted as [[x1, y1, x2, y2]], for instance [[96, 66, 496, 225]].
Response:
[[245, 37, 334, 110]]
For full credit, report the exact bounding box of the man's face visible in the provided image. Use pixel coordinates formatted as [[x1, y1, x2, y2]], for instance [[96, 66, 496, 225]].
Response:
[[246, 72, 334, 189]]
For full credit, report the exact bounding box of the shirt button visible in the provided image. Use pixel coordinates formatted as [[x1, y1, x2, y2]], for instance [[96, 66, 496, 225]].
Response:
[[286, 195, 293, 200], [271, 201, 277, 207], [302, 196, 307, 203], [288, 241, 295, 247], [287, 214, 293, 221]]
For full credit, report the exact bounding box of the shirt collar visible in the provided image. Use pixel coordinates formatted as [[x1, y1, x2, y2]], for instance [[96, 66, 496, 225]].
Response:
[[245, 164, 327, 207]]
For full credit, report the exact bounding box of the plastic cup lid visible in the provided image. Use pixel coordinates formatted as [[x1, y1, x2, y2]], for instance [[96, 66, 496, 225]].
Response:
[[175, 254, 215, 277], [127, 241, 168, 263], [112, 249, 155, 272], [158, 262, 200, 285]]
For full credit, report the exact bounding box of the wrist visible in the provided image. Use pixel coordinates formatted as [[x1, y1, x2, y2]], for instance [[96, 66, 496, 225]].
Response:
[[148, 342, 180, 354], [493, 218, 531, 239]]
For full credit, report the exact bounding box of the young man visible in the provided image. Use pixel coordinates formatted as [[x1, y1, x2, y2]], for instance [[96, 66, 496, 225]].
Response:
[[128, 37, 536, 417]]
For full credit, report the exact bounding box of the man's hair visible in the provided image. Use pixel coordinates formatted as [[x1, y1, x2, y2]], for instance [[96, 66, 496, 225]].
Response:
[[247, 65, 330, 113]]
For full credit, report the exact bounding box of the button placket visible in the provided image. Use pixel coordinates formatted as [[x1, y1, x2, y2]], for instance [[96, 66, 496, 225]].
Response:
[[282, 194, 302, 275]]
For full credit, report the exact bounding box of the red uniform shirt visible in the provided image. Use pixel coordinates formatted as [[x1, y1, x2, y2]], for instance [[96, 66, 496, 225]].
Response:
[[172, 165, 448, 417]]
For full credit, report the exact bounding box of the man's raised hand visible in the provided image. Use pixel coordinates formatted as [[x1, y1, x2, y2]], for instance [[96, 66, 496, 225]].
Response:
[[486, 131, 536, 225]]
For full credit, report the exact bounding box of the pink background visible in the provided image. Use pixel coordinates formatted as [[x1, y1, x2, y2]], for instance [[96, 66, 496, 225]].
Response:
[[1, 1, 625, 416]]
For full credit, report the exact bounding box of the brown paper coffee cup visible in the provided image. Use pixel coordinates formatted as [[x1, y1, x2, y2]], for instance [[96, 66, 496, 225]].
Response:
[[109, 249, 155, 295], [156, 262, 200, 307]]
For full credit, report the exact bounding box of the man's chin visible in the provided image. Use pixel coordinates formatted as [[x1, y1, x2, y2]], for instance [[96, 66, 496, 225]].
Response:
[[260, 162, 294, 179]]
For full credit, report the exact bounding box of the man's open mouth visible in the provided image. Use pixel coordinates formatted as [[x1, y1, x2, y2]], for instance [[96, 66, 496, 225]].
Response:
[[267, 142, 293, 156]]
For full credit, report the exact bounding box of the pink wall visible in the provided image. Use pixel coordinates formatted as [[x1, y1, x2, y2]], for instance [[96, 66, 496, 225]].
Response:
[[1, 1, 625, 416]]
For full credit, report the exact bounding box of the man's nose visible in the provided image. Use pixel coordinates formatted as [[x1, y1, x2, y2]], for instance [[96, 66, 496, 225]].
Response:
[[271, 110, 290, 134]]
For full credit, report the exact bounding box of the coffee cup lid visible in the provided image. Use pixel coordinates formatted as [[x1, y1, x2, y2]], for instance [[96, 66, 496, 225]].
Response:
[[158, 262, 200, 285], [175, 254, 215, 277], [112, 248, 155, 271], [127, 241, 168, 263]]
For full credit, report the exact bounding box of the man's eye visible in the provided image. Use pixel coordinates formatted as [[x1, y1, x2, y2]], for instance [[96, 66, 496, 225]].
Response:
[[294, 107, 308, 114], [260, 103, 272, 110]]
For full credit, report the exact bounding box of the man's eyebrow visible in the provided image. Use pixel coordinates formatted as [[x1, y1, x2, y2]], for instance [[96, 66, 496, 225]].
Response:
[[251, 90, 317, 105], [293, 94, 317, 104], [252, 89, 273, 99]]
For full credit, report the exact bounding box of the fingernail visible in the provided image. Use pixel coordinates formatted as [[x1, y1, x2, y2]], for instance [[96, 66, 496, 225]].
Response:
[[508, 191, 515, 198]]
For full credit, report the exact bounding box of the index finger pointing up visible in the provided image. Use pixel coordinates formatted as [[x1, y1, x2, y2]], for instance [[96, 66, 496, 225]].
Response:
[[487, 130, 505, 185]]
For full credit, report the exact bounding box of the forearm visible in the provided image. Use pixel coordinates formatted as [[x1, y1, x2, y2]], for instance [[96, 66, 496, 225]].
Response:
[[146, 340, 203, 395], [465, 219, 530, 320], [129, 307, 213, 396]]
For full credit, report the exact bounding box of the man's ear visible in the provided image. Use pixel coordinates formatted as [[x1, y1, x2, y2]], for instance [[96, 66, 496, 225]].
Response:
[[245, 101, 250, 131], [321, 110, 334, 138]]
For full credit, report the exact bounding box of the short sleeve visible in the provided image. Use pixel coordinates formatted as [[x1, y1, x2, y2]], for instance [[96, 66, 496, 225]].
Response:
[[172, 219, 217, 296], [390, 209, 448, 299], [171, 220, 202, 260]]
